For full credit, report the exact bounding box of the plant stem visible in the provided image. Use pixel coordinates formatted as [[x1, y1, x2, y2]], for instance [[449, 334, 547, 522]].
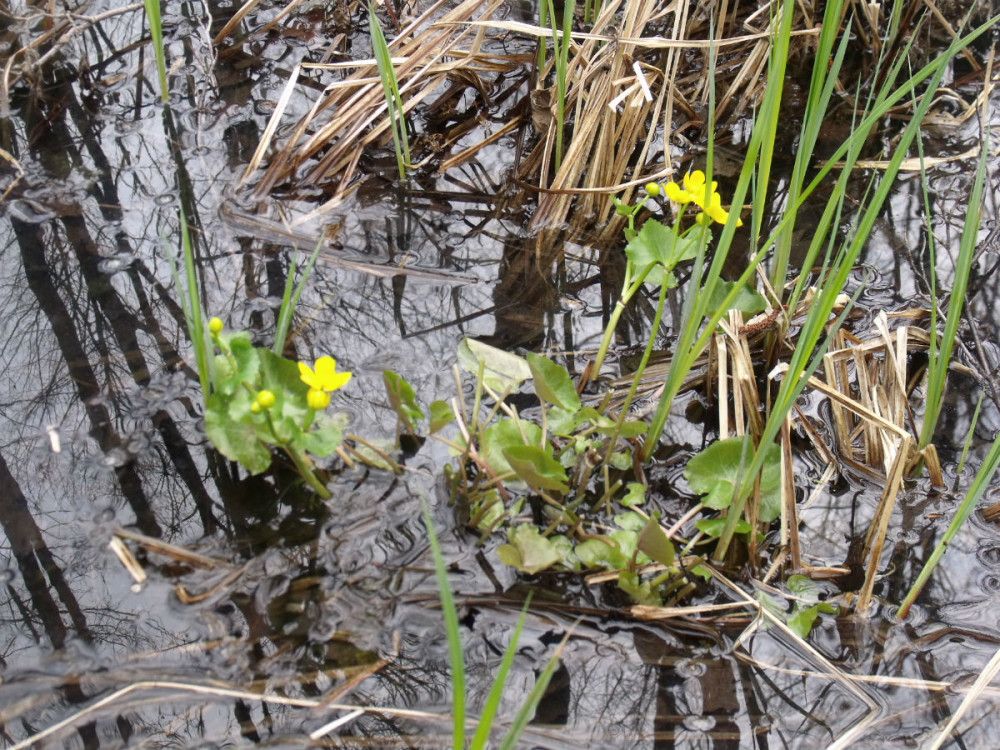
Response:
[[285, 445, 331, 498], [602, 270, 670, 467]]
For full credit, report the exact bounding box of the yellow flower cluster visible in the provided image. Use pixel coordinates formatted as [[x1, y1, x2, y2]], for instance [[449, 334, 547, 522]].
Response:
[[663, 170, 742, 227], [299, 356, 352, 410]]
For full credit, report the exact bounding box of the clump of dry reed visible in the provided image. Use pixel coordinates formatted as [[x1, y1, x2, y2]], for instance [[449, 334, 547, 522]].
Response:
[[227, 0, 989, 253]]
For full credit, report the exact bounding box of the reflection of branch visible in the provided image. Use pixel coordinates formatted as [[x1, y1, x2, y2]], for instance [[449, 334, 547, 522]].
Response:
[[2, 3, 144, 110], [8, 679, 447, 750]]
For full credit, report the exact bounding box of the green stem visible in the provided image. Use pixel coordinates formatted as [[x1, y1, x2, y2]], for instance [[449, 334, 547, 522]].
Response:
[[285, 445, 331, 499], [602, 271, 670, 468]]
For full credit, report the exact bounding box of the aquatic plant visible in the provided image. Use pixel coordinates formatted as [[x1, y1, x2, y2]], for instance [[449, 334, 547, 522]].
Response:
[[368, 3, 410, 179], [917, 123, 990, 459], [202, 322, 348, 498], [166, 214, 342, 496], [430, 338, 703, 607]]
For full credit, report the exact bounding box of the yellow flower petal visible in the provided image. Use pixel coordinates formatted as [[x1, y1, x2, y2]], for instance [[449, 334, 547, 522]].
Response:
[[706, 204, 729, 224], [665, 181, 689, 204], [298, 361, 320, 390]]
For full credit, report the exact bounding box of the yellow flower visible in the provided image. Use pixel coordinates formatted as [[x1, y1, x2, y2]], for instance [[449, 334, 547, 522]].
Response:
[[298, 356, 352, 393], [307, 388, 331, 410], [677, 170, 742, 227]]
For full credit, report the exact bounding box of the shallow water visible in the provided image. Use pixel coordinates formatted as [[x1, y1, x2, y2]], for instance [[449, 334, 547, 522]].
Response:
[[2, 1, 1000, 748]]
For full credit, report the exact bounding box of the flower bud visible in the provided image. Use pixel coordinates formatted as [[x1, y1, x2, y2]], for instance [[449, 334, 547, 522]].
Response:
[[644, 182, 660, 197], [307, 388, 331, 411], [256, 390, 275, 409], [208, 317, 224, 335], [250, 400, 263, 415]]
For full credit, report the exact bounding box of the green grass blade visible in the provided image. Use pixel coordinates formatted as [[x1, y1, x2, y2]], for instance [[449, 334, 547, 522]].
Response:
[[919, 124, 989, 450], [542, 0, 572, 170], [144, 0, 168, 102], [537, 0, 548, 74], [771, 1, 848, 296], [642, 0, 795, 460], [497, 629, 570, 750], [956, 392, 984, 477], [469, 596, 532, 750], [368, 4, 409, 179], [164, 209, 212, 400], [750, 0, 793, 250], [273, 236, 324, 355], [898, 429, 1000, 618], [421, 498, 465, 749]]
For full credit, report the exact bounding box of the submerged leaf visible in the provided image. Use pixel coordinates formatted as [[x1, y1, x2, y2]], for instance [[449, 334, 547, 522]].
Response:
[[787, 574, 821, 602], [458, 338, 531, 392]]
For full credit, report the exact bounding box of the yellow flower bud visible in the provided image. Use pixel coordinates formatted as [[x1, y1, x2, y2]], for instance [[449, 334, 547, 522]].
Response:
[[208, 317, 224, 335], [256, 390, 275, 409], [307, 388, 331, 411], [644, 182, 660, 197]]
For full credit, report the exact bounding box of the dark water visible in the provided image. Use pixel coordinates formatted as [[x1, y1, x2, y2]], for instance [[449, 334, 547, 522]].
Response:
[[2, 1, 1000, 748]]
